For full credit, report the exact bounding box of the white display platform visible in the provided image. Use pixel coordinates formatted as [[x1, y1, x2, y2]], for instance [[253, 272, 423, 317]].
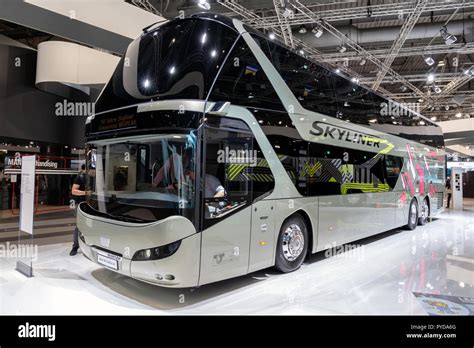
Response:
[[1, 207, 473, 315]]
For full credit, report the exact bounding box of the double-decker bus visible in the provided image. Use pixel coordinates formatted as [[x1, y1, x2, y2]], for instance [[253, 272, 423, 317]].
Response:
[[78, 13, 445, 288]]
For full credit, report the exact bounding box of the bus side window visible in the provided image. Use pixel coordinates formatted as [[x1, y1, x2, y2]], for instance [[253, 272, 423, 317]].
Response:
[[203, 126, 252, 223], [385, 155, 404, 189]]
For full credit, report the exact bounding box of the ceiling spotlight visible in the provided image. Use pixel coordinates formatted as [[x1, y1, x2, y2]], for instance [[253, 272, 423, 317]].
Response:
[[312, 26, 323, 38], [464, 67, 474, 76], [455, 112, 462, 118], [400, 85, 407, 92], [440, 26, 457, 45], [282, 8, 294, 19], [424, 56, 435, 66], [445, 105, 450, 111], [359, 58, 366, 66], [427, 73, 435, 83], [298, 25, 307, 34], [335, 68, 341, 73], [269, 32, 276, 40], [338, 44, 347, 53], [434, 86, 441, 94], [197, 0, 211, 10], [298, 49, 305, 55], [430, 116, 437, 121]]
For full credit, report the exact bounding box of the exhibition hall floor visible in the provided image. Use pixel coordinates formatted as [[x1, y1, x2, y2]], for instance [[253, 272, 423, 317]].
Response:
[[1, 205, 473, 315]]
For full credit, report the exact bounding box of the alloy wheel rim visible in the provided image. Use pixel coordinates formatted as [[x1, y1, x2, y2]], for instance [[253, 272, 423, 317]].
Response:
[[421, 200, 429, 220], [282, 224, 305, 261]]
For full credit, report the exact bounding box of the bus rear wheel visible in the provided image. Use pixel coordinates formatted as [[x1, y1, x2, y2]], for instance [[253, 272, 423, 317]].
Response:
[[275, 215, 308, 273], [418, 198, 430, 225], [405, 199, 418, 230]]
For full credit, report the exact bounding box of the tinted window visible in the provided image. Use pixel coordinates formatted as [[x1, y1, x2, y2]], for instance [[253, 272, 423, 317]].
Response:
[[265, 135, 307, 196], [96, 18, 238, 113], [331, 73, 378, 123], [385, 155, 404, 189], [249, 34, 444, 149], [208, 37, 285, 111], [370, 94, 445, 149], [306, 143, 390, 196], [253, 35, 339, 117]]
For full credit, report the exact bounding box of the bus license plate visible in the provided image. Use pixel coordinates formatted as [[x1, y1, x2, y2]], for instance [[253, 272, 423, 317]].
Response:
[[97, 253, 120, 270]]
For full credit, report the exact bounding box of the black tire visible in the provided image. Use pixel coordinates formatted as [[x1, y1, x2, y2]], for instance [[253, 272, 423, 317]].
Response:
[[405, 199, 418, 230], [418, 198, 430, 225], [275, 214, 308, 273]]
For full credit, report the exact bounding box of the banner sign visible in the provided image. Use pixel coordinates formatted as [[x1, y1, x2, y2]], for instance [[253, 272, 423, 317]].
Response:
[[19, 155, 36, 235]]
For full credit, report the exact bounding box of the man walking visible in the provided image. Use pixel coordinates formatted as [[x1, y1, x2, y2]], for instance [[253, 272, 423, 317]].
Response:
[[70, 164, 86, 256], [446, 177, 452, 209]]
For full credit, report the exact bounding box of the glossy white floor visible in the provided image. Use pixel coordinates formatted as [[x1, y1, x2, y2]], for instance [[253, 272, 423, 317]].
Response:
[[1, 202, 473, 315]]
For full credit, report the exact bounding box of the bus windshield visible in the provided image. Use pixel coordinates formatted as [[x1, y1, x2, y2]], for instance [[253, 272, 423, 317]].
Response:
[[85, 131, 198, 224], [95, 17, 238, 113]]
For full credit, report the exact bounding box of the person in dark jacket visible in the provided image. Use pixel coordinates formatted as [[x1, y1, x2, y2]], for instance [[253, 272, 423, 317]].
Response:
[[446, 177, 452, 209], [70, 164, 86, 256]]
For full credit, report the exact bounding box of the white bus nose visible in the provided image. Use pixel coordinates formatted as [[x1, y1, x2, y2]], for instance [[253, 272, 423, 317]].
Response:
[[77, 203, 200, 287]]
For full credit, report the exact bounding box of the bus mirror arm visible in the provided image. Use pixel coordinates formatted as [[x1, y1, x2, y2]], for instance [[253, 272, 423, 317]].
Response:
[[207, 102, 231, 116]]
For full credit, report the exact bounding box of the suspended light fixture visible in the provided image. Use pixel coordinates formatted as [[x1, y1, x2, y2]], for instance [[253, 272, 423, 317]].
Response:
[[424, 56, 435, 66], [298, 25, 307, 34], [312, 26, 323, 38], [338, 44, 347, 53], [359, 58, 366, 66], [427, 73, 435, 83], [197, 0, 211, 10], [269, 32, 276, 40], [440, 26, 457, 45]]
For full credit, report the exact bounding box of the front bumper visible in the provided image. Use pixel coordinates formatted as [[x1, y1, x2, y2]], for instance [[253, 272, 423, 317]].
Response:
[[79, 233, 201, 288], [77, 203, 201, 288]]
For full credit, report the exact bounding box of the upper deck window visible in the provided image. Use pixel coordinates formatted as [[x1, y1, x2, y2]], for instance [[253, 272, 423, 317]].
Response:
[[96, 18, 238, 113]]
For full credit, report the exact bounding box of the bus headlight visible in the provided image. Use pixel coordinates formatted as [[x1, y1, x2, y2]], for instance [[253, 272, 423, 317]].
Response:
[[132, 240, 181, 261]]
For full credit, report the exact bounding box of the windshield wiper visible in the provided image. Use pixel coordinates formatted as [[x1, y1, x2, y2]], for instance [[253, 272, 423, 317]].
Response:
[[115, 214, 152, 223]]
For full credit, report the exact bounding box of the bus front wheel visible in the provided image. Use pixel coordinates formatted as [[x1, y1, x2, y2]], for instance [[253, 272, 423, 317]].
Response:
[[405, 199, 418, 230], [275, 215, 308, 273]]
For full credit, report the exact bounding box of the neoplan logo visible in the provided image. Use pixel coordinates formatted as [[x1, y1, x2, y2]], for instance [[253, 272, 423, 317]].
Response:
[[310, 121, 381, 149], [18, 322, 56, 341]]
